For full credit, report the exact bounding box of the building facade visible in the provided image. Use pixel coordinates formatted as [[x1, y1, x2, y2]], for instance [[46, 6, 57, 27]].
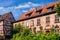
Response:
[[13, 2, 60, 33], [0, 12, 15, 39]]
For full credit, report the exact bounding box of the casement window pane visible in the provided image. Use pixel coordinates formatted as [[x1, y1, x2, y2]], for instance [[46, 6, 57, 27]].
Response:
[[55, 15, 59, 23], [37, 19, 40, 26], [46, 17, 50, 23], [31, 20, 34, 26]]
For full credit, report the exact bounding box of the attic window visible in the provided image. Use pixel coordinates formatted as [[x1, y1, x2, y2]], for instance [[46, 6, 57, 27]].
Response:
[[36, 9, 42, 14], [47, 6, 54, 12], [26, 12, 32, 18]]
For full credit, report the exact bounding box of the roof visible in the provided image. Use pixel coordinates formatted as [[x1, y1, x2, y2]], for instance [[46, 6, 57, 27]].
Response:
[[16, 2, 60, 22], [0, 12, 15, 23]]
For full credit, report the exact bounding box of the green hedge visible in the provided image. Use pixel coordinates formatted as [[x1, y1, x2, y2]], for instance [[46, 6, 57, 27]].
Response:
[[12, 24, 60, 40]]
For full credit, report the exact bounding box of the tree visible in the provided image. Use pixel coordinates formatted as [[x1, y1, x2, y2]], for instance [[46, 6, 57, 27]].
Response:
[[12, 26, 60, 40], [54, 25, 59, 34], [13, 23, 23, 34], [51, 25, 55, 33], [40, 26, 43, 33], [55, 25, 59, 28], [55, 3, 60, 16], [33, 27, 36, 34]]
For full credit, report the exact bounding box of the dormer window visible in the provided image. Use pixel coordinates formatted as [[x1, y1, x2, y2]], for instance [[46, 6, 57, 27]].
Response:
[[36, 9, 42, 15], [47, 6, 54, 12], [26, 12, 32, 18], [26, 14, 30, 18]]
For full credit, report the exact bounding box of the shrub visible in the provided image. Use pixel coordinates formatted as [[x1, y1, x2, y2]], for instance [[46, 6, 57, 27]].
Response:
[[12, 24, 60, 40]]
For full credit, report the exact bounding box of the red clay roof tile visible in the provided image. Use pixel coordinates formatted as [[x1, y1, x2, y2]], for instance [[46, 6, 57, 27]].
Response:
[[17, 2, 60, 21]]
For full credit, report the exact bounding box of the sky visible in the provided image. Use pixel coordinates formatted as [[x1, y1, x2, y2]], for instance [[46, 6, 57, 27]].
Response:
[[0, 0, 57, 20]]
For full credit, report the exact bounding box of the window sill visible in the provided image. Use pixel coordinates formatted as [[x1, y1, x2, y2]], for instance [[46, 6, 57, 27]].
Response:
[[37, 24, 40, 26], [55, 22, 60, 23]]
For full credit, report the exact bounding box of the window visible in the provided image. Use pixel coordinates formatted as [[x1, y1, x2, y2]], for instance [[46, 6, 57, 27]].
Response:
[[26, 12, 32, 18], [36, 9, 42, 15], [26, 22, 29, 27], [55, 15, 59, 23], [26, 14, 30, 18], [36, 12, 40, 14], [22, 22, 24, 26], [37, 19, 40, 26], [31, 20, 34, 26], [46, 17, 50, 23], [47, 8, 52, 12], [5, 30, 11, 35], [47, 6, 54, 12]]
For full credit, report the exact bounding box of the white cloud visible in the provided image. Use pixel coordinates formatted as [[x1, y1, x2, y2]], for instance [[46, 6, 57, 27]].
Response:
[[0, 2, 44, 10], [0, 7, 7, 12], [0, 2, 44, 15], [0, 7, 4, 9], [27, 2, 44, 7], [14, 2, 44, 9], [22, 7, 35, 12], [0, 2, 45, 19], [15, 4, 30, 9]]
